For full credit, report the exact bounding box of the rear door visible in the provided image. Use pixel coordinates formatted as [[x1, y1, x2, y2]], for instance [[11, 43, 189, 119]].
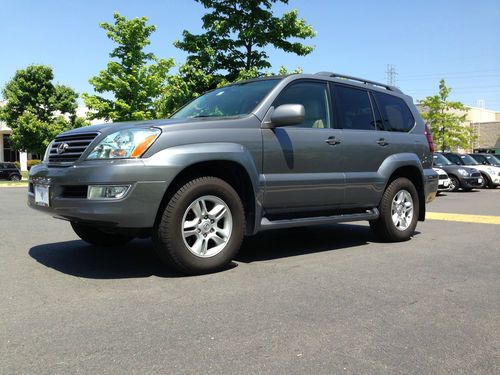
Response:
[[332, 84, 392, 208], [262, 80, 345, 216]]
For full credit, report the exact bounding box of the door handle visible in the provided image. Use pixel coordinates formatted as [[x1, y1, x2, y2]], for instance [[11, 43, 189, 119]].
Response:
[[325, 136, 341, 146], [377, 138, 389, 147]]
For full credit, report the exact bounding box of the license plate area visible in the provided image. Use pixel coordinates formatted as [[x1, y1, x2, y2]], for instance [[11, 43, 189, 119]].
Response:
[[35, 184, 50, 207]]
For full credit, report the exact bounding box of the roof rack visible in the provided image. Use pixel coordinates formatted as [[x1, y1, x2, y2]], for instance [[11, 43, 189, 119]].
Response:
[[315, 72, 402, 93]]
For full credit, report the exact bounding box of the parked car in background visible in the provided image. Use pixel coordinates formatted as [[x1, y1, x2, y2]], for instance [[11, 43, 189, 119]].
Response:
[[433, 153, 482, 192], [443, 152, 500, 189], [0, 162, 22, 181], [433, 167, 451, 193], [469, 153, 500, 167]]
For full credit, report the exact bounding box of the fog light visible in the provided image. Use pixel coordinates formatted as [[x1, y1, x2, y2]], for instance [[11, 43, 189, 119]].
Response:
[[87, 185, 130, 200]]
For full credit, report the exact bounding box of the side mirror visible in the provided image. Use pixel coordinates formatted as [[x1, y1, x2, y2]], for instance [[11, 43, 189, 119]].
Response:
[[269, 104, 305, 127]]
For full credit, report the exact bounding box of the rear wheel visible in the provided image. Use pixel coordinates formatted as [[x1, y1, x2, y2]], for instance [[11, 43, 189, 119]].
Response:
[[71, 222, 134, 246], [370, 177, 419, 242], [153, 176, 245, 275], [448, 175, 460, 192], [9, 174, 21, 181]]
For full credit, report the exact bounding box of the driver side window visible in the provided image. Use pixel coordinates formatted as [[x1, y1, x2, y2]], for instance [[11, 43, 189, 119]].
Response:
[[273, 81, 331, 129]]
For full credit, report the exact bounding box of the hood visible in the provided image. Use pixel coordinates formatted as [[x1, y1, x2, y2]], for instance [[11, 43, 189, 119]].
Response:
[[60, 117, 216, 136]]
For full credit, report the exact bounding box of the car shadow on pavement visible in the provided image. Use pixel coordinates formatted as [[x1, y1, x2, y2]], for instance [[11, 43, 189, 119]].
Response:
[[236, 223, 376, 263], [29, 239, 183, 279], [29, 223, 401, 278]]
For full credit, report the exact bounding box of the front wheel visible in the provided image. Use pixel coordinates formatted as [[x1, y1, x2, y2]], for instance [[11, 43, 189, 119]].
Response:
[[71, 222, 134, 246], [153, 177, 245, 275], [370, 177, 419, 242], [448, 175, 460, 192], [9, 174, 21, 181]]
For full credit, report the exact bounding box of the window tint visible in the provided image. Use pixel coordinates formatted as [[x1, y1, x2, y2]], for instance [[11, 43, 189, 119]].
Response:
[[445, 154, 462, 164], [334, 85, 375, 131], [374, 92, 415, 132], [273, 81, 330, 128]]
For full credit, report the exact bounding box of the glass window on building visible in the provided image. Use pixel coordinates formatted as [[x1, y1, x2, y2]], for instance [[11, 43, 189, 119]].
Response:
[[3, 135, 19, 162]]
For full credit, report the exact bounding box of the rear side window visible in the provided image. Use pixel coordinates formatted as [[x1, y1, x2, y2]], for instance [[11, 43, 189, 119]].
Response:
[[334, 85, 375, 131], [374, 92, 415, 132], [273, 81, 331, 129]]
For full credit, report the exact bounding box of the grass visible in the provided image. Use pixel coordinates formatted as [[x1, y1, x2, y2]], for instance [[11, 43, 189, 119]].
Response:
[[0, 180, 28, 187]]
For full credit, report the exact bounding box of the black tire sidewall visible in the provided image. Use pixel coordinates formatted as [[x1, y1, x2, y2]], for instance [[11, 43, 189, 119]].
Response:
[[449, 176, 460, 192], [155, 177, 245, 274], [379, 178, 419, 242], [71, 222, 133, 246]]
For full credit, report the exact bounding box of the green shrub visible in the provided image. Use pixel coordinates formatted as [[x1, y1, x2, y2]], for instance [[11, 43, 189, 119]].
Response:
[[27, 159, 42, 170], [14, 161, 21, 169]]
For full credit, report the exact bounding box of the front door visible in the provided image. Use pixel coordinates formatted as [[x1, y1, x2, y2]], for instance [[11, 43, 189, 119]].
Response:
[[262, 80, 345, 216]]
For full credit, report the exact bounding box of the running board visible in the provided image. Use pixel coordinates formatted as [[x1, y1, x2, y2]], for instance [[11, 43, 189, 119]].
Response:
[[259, 208, 379, 231]]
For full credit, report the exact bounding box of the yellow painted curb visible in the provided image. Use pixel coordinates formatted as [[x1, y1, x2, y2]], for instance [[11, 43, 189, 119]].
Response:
[[427, 212, 500, 225]]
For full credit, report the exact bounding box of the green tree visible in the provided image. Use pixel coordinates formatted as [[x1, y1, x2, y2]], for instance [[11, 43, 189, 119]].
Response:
[[83, 12, 174, 122], [175, 0, 315, 80], [419, 80, 473, 151], [1, 65, 83, 154]]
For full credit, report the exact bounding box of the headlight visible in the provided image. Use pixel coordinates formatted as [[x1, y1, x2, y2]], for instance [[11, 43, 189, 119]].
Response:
[[43, 141, 54, 162], [87, 128, 161, 160], [458, 168, 469, 176]]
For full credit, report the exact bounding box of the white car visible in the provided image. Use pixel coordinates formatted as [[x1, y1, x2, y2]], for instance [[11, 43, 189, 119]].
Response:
[[433, 167, 451, 192]]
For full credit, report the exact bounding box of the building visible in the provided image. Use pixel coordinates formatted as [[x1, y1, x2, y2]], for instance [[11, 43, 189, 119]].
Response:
[[416, 104, 500, 154]]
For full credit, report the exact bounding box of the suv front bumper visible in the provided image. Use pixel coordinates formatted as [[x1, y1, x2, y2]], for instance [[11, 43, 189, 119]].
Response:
[[28, 160, 169, 228]]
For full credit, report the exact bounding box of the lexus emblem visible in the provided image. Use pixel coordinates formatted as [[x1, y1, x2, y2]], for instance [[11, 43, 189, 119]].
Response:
[[56, 143, 69, 154]]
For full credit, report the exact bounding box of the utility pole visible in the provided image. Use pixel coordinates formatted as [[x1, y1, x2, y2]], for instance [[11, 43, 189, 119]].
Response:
[[386, 64, 398, 86]]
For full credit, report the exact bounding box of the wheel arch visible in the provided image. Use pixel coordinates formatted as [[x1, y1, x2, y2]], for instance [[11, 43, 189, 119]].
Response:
[[378, 154, 426, 221], [150, 144, 261, 235]]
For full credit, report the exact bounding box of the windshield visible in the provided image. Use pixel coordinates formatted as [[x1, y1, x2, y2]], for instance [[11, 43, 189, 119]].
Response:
[[171, 79, 280, 119], [460, 154, 479, 165], [485, 154, 500, 165], [433, 153, 452, 166]]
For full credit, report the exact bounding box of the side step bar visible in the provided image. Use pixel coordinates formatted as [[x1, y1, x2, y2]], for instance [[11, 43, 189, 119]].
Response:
[[259, 208, 379, 231]]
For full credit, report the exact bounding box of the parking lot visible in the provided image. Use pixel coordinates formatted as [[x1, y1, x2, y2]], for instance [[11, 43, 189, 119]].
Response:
[[0, 187, 499, 374]]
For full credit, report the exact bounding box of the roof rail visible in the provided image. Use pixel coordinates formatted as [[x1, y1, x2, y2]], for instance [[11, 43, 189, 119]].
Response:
[[315, 72, 402, 93]]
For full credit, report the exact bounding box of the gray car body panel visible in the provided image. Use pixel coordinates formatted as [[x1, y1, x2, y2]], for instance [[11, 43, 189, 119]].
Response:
[[29, 73, 438, 232]]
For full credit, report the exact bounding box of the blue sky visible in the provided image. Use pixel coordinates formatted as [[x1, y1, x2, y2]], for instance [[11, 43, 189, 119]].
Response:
[[1, 0, 499, 110]]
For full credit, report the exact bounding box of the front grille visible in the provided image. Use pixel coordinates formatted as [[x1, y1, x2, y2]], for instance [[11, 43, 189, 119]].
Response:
[[471, 172, 481, 178], [48, 132, 99, 164], [438, 174, 448, 180]]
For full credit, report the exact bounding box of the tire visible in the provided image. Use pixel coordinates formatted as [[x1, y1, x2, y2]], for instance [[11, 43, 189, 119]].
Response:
[[9, 174, 21, 181], [370, 177, 419, 242], [479, 174, 489, 189], [71, 222, 133, 246], [153, 176, 245, 275], [448, 175, 460, 192]]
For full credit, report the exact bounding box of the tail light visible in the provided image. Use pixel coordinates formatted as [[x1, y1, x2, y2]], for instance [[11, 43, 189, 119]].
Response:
[[424, 124, 435, 152]]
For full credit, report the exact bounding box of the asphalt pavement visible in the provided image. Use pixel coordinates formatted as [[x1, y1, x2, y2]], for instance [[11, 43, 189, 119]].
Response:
[[0, 187, 499, 374]]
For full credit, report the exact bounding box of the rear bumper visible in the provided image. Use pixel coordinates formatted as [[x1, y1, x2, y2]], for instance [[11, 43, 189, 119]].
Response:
[[423, 168, 439, 203], [27, 160, 171, 228]]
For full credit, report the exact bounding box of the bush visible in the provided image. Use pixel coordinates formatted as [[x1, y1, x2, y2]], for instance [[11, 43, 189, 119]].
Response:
[[27, 159, 42, 170], [14, 161, 20, 169]]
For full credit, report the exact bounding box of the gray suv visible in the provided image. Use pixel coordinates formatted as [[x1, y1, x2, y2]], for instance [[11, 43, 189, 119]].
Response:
[[28, 72, 438, 274]]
